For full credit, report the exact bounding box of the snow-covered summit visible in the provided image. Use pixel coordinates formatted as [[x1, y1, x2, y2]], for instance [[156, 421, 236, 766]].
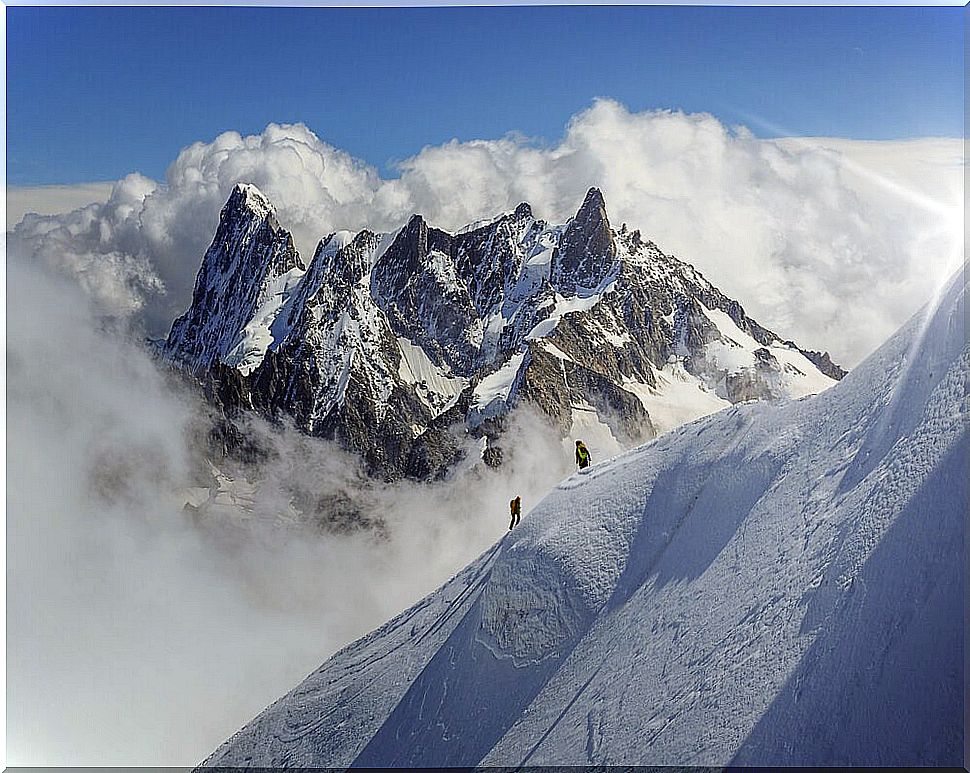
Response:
[[165, 186, 845, 478], [201, 266, 966, 768], [229, 182, 276, 220], [163, 182, 302, 374]]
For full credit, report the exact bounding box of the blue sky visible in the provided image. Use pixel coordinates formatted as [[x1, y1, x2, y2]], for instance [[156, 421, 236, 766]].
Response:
[[7, 5, 963, 186]]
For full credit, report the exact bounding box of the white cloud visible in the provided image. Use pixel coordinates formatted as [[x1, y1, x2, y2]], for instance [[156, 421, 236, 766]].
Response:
[[7, 251, 573, 765], [9, 100, 963, 365], [6, 181, 115, 227]]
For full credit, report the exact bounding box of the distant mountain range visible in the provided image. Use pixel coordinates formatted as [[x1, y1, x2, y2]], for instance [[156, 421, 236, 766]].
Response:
[[164, 183, 844, 479]]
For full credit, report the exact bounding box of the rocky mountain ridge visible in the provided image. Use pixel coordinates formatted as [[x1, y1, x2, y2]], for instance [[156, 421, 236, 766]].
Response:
[[164, 184, 845, 479]]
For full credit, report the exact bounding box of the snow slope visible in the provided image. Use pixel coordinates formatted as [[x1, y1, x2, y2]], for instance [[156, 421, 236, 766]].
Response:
[[701, 305, 837, 399], [201, 267, 966, 767]]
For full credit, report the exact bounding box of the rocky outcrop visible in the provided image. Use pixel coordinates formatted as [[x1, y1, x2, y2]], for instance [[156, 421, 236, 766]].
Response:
[[371, 215, 482, 376], [798, 348, 848, 380]]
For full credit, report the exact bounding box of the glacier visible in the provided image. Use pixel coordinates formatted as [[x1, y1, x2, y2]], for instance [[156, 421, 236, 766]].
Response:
[[201, 264, 965, 766]]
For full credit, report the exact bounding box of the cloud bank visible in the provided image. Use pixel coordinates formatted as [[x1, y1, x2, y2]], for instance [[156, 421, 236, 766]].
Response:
[[6, 181, 115, 228], [7, 252, 573, 765], [10, 100, 963, 366]]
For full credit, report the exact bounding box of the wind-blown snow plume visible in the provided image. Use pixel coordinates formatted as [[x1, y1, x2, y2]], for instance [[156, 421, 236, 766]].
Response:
[[10, 101, 962, 364]]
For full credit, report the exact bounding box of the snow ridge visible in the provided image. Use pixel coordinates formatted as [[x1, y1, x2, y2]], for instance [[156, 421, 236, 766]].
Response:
[[200, 266, 967, 768]]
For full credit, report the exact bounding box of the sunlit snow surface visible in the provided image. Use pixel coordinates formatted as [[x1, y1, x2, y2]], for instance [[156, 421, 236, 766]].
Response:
[[173, 185, 842, 450], [702, 305, 838, 398], [396, 335, 468, 414], [622, 364, 731, 436], [470, 352, 527, 423], [225, 267, 305, 375], [203, 270, 965, 768]]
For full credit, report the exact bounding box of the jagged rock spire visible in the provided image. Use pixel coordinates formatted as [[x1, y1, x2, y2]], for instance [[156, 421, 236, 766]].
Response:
[[163, 182, 301, 373], [513, 202, 533, 220], [370, 213, 480, 375], [551, 187, 617, 295]]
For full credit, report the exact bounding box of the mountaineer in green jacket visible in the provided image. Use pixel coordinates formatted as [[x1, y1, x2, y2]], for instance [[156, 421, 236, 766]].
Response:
[[575, 439, 591, 470]]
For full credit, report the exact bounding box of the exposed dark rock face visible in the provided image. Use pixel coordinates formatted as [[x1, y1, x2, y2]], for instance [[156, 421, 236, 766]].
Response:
[[164, 184, 302, 373], [798, 348, 848, 380], [371, 215, 482, 376], [163, 184, 845, 479], [552, 187, 617, 295]]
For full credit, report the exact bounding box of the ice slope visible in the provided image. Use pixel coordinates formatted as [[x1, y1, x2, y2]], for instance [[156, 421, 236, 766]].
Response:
[[225, 267, 305, 376], [202, 267, 966, 768], [396, 335, 468, 415]]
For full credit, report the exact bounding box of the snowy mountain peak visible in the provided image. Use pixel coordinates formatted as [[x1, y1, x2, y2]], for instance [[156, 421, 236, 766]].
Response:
[[165, 185, 845, 479], [318, 229, 358, 257], [225, 182, 276, 222], [162, 184, 302, 374]]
